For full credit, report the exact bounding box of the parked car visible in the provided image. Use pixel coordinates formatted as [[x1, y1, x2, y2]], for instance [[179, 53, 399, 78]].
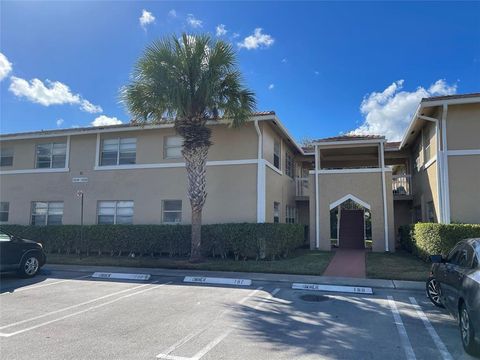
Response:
[[0, 229, 46, 277], [426, 238, 480, 355]]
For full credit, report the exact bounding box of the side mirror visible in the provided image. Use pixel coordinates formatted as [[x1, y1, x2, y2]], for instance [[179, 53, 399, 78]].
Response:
[[430, 255, 444, 263]]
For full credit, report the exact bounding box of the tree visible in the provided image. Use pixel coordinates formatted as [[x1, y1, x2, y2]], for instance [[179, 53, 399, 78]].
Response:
[[121, 34, 256, 262]]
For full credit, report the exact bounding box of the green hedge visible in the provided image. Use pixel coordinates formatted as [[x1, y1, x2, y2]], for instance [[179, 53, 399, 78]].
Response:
[[400, 223, 480, 261], [0, 223, 305, 261]]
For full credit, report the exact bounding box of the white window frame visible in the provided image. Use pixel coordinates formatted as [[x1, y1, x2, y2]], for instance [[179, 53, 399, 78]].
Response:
[[0, 148, 13, 167], [273, 202, 280, 223], [273, 139, 281, 170], [97, 200, 134, 225], [35, 142, 67, 169], [164, 136, 183, 159], [0, 202, 9, 223], [285, 206, 296, 224], [285, 152, 294, 178], [100, 138, 137, 166], [162, 200, 182, 224], [31, 201, 64, 225]]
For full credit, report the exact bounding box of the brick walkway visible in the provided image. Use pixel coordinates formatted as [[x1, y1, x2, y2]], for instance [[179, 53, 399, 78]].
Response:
[[323, 249, 366, 278]]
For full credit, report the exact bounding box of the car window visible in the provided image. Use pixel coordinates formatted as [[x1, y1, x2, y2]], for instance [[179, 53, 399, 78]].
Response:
[[0, 232, 11, 242], [473, 255, 479, 269], [447, 245, 462, 264], [457, 249, 470, 268]]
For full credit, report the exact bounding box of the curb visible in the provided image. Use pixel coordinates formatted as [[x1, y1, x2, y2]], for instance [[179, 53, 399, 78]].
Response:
[[45, 263, 425, 291]]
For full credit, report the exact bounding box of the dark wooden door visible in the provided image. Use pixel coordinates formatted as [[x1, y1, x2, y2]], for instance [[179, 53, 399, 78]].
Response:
[[339, 210, 365, 249]]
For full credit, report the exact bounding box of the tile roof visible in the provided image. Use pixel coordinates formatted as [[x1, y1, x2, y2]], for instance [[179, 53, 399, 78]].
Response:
[[314, 134, 385, 142], [385, 141, 401, 150], [422, 93, 480, 102]]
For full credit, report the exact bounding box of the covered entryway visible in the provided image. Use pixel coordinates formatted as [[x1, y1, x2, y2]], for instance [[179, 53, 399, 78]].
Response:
[[339, 209, 365, 249]]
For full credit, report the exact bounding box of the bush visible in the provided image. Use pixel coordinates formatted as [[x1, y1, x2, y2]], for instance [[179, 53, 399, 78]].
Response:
[[0, 223, 305, 261], [399, 223, 480, 261]]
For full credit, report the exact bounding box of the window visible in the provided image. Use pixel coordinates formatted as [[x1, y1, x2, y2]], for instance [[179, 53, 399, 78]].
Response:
[[285, 206, 296, 224], [424, 125, 435, 163], [285, 152, 294, 178], [100, 138, 136, 166], [164, 136, 183, 159], [36, 143, 67, 168], [273, 140, 281, 169], [273, 202, 280, 223], [31, 202, 64, 225], [0, 148, 13, 167], [427, 201, 435, 222], [414, 143, 422, 172], [97, 201, 134, 224], [162, 200, 182, 223], [0, 202, 9, 222]]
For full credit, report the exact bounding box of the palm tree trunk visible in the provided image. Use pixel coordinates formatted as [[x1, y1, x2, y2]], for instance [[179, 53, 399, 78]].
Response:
[[183, 144, 209, 262]]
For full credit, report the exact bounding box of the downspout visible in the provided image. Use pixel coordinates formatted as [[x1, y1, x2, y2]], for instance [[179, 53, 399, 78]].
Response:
[[380, 141, 389, 252], [314, 145, 320, 249], [254, 120, 266, 223], [441, 104, 450, 224]]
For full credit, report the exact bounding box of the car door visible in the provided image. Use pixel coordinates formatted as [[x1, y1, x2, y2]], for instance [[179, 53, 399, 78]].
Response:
[[0, 232, 21, 270], [443, 244, 473, 314], [440, 243, 463, 312]]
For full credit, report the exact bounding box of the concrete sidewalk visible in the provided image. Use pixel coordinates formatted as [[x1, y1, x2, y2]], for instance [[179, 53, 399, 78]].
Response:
[[45, 263, 425, 291]]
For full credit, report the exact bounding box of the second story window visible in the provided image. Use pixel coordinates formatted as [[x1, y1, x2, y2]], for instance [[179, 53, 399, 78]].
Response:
[[285, 152, 294, 178], [36, 143, 67, 168], [423, 125, 434, 163], [164, 136, 183, 159], [0, 148, 13, 167], [273, 140, 281, 169], [100, 138, 136, 166], [31, 201, 64, 225]]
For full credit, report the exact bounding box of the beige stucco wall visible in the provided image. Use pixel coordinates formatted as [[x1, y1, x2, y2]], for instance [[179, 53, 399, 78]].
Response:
[[447, 155, 480, 224], [308, 171, 394, 252], [446, 103, 480, 150], [264, 167, 296, 223]]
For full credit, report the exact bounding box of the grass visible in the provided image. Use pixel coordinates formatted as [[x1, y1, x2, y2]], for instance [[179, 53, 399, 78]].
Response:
[[366, 250, 431, 281], [46, 249, 335, 276]]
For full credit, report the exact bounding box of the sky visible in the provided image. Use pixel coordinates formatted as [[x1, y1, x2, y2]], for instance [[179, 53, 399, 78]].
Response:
[[1, 1, 479, 142]]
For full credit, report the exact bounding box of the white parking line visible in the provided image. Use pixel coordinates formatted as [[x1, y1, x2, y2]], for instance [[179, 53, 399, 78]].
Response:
[[156, 287, 263, 359], [387, 296, 416, 360], [0, 281, 158, 330], [1, 274, 91, 294], [409, 297, 453, 360], [0, 281, 170, 337]]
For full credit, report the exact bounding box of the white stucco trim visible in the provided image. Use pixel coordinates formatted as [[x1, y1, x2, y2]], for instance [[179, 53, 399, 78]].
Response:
[[254, 120, 266, 223], [424, 156, 437, 170], [380, 142, 389, 252], [95, 133, 101, 167], [93, 159, 259, 171], [265, 161, 283, 175], [314, 145, 320, 249], [309, 168, 391, 175], [65, 135, 71, 169], [329, 194, 371, 210], [434, 119, 444, 223], [447, 149, 480, 156], [0, 168, 70, 175]]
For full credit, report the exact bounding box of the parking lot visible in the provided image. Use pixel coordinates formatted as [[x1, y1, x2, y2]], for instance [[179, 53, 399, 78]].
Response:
[[0, 267, 475, 360]]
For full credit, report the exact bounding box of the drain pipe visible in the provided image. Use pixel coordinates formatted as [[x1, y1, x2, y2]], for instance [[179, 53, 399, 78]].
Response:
[[254, 120, 266, 223], [314, 145, 320, 249]]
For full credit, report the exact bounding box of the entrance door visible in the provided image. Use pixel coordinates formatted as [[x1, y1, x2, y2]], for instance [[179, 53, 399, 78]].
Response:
[[339, 209, 365, 249]]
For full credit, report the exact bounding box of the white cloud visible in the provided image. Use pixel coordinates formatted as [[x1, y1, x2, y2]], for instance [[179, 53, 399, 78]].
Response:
[[237, 28, 274, 50], [186, 14, 202, 28], [90, 115, 123, 127], [9, 76, 102, 113], [139, 9, 155, 29], [314, 71, 319, 76], [56, 118, 64, 127], [0, 52, 13, 81], [216, 24, 227, 37], [168, 9, 177, 18], [281, 58, 287, 63], [268, 84, 274, 90], [350, 79, 457, 141], [232, 32, 240, 39]]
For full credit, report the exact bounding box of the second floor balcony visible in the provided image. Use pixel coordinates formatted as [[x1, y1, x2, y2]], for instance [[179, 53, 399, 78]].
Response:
[[392, 174, 412, 199]]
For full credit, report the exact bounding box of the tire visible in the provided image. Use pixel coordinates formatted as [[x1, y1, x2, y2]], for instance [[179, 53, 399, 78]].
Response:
[[459, 302, 479, 356], [18, 254, 40, 278], [426, 277, 444, 308]]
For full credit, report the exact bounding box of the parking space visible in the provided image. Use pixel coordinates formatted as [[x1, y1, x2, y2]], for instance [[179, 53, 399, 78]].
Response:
[[0, 268, 475, 360]]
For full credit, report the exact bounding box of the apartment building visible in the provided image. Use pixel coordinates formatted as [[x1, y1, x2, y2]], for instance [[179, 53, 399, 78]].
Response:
[[1, 93, 479, 252]]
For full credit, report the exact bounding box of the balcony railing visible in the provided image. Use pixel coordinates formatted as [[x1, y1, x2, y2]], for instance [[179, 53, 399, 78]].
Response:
[[392, 174, 411, 196], [295, 177, 309, 197]]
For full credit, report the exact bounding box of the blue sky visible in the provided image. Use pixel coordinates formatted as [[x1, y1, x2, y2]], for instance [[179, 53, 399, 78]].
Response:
[[1, 1, 479, 141]]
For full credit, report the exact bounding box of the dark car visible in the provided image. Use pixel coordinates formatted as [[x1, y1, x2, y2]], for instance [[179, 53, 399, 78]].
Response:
[[0, 230, 46, 277], [426, 238, 480, 355]]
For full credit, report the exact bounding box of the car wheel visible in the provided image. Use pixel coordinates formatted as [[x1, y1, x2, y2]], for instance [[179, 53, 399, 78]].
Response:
[[426, 277, 444, 308], [459, 302, 479, 355], [18, 255, 40, 277]]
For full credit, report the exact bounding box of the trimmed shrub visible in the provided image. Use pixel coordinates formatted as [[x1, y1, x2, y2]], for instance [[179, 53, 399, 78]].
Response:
[[399, 223, 480, 261], [0, 223, 305, 261]]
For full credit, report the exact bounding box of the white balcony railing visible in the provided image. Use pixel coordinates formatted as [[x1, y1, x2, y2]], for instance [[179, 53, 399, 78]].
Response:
[[392, 174, 411, 196], [295, 177, 309, 197]]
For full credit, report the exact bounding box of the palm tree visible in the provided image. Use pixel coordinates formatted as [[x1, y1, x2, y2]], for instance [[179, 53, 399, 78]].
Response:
[[121, 34, 256, 262]]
